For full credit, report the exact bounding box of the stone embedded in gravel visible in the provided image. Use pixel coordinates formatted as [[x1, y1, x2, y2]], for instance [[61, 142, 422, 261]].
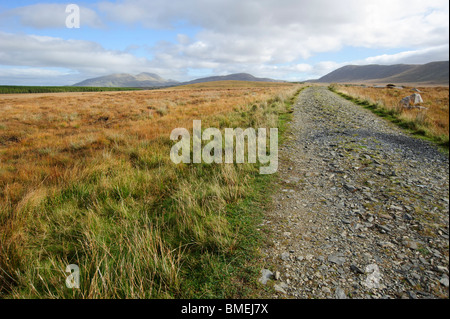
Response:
[[322, 287, 331, 294], [390, 205, 403, 212], [404, 240, 419, 250], [274, 283, 288, 294], [403, 213, 414, 221], [364, 264, 382, 289], [335, 287, 347, 299], [376, 224, 391, 233], [437, 266, 448, 273], [280, 252, 290, 261], [439, 276, 449, 288], [408, 291, 418, 299], [259, 269, 274, 285], [274, 271, 281, 281], [378, 241, 395, 248], [328, 254, 346, 266], [350, 264, 364, 274], [344, 184, 357, 192], [379, 214, 393, 220]]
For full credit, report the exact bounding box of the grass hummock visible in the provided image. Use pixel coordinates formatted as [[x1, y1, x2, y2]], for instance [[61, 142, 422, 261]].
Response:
[[0, 82, 303, 298]]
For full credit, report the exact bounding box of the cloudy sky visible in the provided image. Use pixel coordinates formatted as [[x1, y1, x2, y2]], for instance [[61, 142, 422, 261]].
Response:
[[0, 0, 448, 85]]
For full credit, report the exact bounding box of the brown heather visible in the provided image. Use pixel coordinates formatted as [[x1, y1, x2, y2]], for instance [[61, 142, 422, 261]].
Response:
[[0, 81, 301, 298], [334, 85, 449, 145]]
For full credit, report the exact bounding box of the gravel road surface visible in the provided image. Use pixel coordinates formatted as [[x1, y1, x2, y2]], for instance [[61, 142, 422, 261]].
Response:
[[259, 86, 449, 299]]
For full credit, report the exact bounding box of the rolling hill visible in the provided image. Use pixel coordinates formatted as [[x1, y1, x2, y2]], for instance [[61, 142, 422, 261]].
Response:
[[73, 72, 179, 87], [316, 61, 449, 85], [73, 72, 283, 88], [181, 73, 284, 85]]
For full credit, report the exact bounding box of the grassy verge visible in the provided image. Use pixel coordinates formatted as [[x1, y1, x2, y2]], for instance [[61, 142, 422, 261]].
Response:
[[0, 85, 303, 298], [329, 85, 449, 153], [180, 87, 304, 299]]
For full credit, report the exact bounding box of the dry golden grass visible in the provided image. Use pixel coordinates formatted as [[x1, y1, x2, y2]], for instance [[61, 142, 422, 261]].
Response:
[[171, 80, 292, 89], [0, 82, 294, 204], [334, 85, 449, 142], [0, 81, 300, 298]]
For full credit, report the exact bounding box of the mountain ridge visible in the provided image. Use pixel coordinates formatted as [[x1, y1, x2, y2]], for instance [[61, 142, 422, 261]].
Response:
[[73, 73, 179, 87], [73, 72, 284, 87], [181, 73, 285, 85], [315, 61, 449, 85]]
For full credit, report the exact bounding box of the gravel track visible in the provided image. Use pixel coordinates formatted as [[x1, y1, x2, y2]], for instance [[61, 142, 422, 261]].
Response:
[[259, 86, 449, 299]]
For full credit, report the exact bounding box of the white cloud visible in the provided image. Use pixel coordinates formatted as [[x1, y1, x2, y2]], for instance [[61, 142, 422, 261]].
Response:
[[0, 67, 82, 85], [99, 0, 449, 61], [1, 3, 104, 29], [0, 67, 71, 77], [359, 45, 450, 65], [0, 0, 448, 84], [0, 32, 151, 76], [94, 0, 449, 81]]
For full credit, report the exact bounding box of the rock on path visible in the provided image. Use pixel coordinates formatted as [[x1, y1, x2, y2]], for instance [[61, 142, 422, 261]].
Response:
[[259, 86, 449, 299]]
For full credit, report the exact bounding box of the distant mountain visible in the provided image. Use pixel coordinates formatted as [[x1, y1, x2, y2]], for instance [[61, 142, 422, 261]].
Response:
[[316, 61, 449, 85], [73, 72, 284, 87], [382, 62, 449, 84], [73, 72, 179, 87], [182, 73, 285, 85]]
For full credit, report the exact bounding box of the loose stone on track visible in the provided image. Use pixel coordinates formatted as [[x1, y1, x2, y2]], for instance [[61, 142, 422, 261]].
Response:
[[259, 86, 449, 299]]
